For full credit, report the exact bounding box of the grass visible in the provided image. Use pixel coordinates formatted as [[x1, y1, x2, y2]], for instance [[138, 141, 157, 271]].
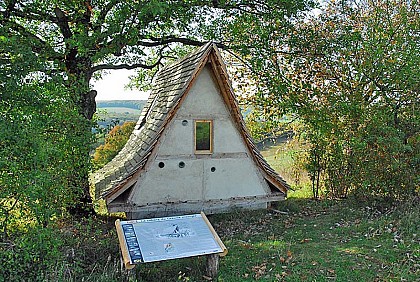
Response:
[[4, 140, 419, 281], [57, 141, 419, 281], [260, 140, 310, 193], [196, 199, 418, 282], [41, 197, 419, 281]]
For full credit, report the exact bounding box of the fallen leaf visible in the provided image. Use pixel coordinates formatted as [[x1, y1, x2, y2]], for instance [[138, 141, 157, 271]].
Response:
[[252, 263, 268, 279], [327, 269, 335, 274], [279, 256, 285, 263]]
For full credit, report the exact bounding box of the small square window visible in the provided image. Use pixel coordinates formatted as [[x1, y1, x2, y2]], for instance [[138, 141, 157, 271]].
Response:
[[195, 120, 213, 154]]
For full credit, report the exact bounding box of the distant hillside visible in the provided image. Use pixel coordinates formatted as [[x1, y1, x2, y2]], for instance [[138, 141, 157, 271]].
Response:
[[95, 100, 146, 130], [96, 100, 146, 110]]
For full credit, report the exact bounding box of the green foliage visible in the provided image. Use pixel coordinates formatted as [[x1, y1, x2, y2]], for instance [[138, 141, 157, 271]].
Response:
[[93, 121, 136, 169], [0, 24, 94, 275], [0, 225, 64, 281], [0, 37, 91, 232], [0, 216, 123, 282], [234, 0, 419, 199], [0, 81, 93, 230], [296, 0, 419, 199]]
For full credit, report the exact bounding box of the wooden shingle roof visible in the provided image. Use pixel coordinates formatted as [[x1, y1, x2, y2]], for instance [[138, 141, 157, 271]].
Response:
[[93, 42, 289, 199]]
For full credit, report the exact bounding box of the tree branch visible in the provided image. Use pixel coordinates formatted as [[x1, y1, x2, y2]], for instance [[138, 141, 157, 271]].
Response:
[[137, 36, 229, 51], [91, 60, 162, 73], [54, 7, 72, 39], [1, 19, 63, 60], [2, 0, 18, 19], [92, 1, 117, 31], [137, 36, 206, 47], [91, 45, 175, 73], [7, 3, 58, 23]]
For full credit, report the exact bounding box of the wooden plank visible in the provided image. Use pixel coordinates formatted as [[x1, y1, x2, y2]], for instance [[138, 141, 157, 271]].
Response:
[[106, 176, 137, 203], [205, 253, 220, 278], [108, 193, 285, 214], [115, 219, 135, 270], [201, 212, 228, 257]]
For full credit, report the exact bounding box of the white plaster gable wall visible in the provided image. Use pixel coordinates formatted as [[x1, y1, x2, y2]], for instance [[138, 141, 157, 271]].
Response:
[[130, 65, 269, 206]]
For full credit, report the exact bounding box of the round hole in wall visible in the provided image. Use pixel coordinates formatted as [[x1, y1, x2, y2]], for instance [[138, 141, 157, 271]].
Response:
[[179, 161, 185, 168], [211, 167, 216, 172], [158, 162, 165, 168], [182, 120, 188, 126]]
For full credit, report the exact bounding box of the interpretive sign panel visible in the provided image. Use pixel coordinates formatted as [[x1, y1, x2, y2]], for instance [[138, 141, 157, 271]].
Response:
[[115, 212, 227, 269]]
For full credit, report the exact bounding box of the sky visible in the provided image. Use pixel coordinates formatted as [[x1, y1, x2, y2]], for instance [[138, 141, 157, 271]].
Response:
[[92, 69, 150, 101]]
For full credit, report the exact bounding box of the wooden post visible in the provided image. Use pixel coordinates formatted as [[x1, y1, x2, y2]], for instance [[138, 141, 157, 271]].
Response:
[[120, 255, 136, 280], [205, 254, 220, 279]]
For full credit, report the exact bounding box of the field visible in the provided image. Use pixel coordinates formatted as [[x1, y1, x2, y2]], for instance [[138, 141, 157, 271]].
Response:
[[95, 100, 145, 130], [99, 107, 142, 115], [34, 141, 419, 282]]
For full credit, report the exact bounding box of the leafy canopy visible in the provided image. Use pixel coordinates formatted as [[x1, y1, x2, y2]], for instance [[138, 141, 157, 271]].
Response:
[[232, 0, 419, 198], [93, 121, 136, 169]]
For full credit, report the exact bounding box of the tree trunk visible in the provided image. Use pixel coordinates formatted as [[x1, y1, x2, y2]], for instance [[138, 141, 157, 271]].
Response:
[[65, 56, 97, 217], [67, 173, 95, 217]]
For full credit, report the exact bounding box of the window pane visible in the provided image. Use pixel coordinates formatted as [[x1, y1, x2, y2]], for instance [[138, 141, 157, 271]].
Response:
[[195, 121, 211, 152]]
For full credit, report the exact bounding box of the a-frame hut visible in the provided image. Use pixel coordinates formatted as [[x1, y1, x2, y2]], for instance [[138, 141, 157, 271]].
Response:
[[93, 43, 290, 219]]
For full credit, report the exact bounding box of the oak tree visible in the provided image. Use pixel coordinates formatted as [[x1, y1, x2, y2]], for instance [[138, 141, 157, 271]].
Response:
[[1, 0, 313, 215]]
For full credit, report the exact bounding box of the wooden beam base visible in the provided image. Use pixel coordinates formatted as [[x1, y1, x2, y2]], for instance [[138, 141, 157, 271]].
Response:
[[205, 253, 220, 279]]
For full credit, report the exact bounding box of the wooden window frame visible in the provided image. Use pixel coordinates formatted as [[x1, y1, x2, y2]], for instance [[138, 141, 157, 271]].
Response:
[[194, 120, 213, 154]]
